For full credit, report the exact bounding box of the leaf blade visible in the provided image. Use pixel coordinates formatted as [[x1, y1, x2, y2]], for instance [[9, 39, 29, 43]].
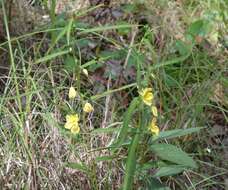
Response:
[[150, 144, 197, 168]]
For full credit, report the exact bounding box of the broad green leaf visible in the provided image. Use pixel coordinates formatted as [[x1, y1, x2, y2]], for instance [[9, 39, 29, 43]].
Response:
[[147, 178, 171, 190], [64, 55, 77, 73], [138, 161, 158, 171], [187, 19, 210, 37], [137, 161, 167, 171], [150, 144, 197, 168], [154, 166, 185, 177]]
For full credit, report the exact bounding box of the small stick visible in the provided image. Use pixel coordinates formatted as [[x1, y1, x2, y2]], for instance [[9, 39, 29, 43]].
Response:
[[123, 26, 138, 69]]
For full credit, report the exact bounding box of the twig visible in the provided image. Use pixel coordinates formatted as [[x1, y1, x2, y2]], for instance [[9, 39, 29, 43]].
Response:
[[123, 26, 138, 69]]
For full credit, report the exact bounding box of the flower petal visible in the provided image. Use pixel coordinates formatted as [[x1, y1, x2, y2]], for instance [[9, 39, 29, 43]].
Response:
[[150, 125, 159, 136], [139, 88, 154, 106], [71, 125, 80, 134], [66, 114, 79, 123], [83, 102, 94, 113], [64, 122, 72, 129], [151, 106, 158, 117], [68, 87, 77, 99], [82, 69, 89, 77]]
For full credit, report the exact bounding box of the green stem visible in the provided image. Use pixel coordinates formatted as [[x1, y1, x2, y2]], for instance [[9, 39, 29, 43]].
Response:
[[1, 0, 22, 115]]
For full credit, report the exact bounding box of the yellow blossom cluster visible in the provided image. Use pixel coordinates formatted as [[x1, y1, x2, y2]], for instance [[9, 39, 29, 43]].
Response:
[[64, 87, 94, 134], [64, 114, 80, 134], [139, 88, 159, 136]]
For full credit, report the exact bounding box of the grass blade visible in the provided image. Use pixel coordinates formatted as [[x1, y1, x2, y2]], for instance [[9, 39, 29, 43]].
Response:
[[122, 129, 140, 190], [111, 97, 139, 151], [153, 127, 204, 142], [35, 49, 71, 64]]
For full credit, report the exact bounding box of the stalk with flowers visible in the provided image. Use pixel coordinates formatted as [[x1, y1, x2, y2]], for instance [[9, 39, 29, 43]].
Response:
[[110, 86, 201, 190], [64, 82, 201, 189]]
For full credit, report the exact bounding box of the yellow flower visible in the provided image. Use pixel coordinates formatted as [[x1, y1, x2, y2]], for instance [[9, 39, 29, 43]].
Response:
[[149, 118, 159, 136], [151, 106, 158, 117], [68, 87, 77, 99], [71, 124, 80, 134], [82, 69, 88, 77], [150, 125, 159, 136], [83, 102, 94, 113], [139, 88, 154, 106], [64, 114, 80, 134]]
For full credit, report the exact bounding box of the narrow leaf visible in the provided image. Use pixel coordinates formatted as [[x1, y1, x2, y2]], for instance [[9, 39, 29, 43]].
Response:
[[151, 53, 190, 70], [65, 162, 90, 174], [66, 18, 73, 46], [122, 131, 140, 190], [95, 155, 116, 162], [111, 98, 139, 151], [91, 126, 121, 134], [153, 127, 203, 141], [35, 49, 71, 64]]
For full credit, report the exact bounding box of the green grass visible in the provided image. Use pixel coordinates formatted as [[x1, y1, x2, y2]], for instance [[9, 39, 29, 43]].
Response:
[[0, 0, 227, 189]]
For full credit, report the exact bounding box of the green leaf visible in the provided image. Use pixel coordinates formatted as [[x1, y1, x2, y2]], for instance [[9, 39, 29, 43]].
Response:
[[175, 40, 192, 56], [64, 55, 77, 73], [127, 50, 145, 67], [147, 178, 171, 190], [76, 39, 92, 48], [153, 127, 203, 141], [138, 161, 167, 171], [100, 49, 126, 60], [35, 49, 71, 64], [151, 52, 190, 70], [111, 98, 139, 151], [154, 165, 185, 177], [66, 18, 73, 46], [137, 161, 158, 171], [122, 129, 140, 190], [78, 24, 136, 35], [116, 21, 132, 35], [187, 19, 211, 38], [65, 162, 90, 174], [150, 144, 197, 168]]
